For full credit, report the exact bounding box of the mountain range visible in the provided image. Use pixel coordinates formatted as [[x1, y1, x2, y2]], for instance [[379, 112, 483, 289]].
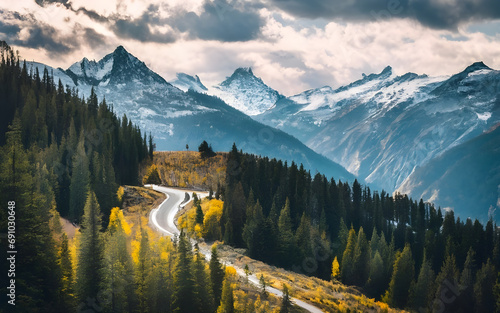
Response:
[[26, 46, 354, 183], [27, 46, 500, 222]]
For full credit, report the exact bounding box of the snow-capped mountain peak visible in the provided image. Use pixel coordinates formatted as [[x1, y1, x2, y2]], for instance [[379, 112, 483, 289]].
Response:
[[66, 45, 168, 87], [170, 73, 208, 93], [209, 67, 282, 116], [256, 62, 499, 194]]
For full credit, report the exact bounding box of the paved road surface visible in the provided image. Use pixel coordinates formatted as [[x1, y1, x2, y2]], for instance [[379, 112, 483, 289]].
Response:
[[147, 185, 324, 313]]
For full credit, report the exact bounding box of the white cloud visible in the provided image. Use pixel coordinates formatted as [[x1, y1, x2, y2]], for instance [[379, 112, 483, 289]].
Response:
[[2, 1, 500, 96]]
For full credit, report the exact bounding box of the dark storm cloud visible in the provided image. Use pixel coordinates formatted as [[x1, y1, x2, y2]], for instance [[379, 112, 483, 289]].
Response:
[[268, 0, 500, 30], [110, 5, 177, 43], [169, 0, 265, 42], [35, 0, 70, 6], [73, 7, 109, 23], [0, 9, 109, 55], [0, 10, 74, 54], [81, 27, 106, 47]]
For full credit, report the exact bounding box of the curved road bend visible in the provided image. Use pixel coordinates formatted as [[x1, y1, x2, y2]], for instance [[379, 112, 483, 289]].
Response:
[[148, 185, 324, 313]]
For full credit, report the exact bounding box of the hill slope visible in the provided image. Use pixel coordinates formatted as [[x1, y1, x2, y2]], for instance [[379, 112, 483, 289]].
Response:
[[398, 124, 500, 223]]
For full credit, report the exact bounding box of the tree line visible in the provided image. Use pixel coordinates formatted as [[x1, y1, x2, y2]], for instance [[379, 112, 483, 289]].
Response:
[[0, 42, 151, 223], [0, 41, 149, 311], [218, 144, 500, 312]]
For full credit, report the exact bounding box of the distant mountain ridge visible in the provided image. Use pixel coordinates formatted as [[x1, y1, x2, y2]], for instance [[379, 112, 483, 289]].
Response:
[[398, 123, 500, 222], [26, 46, 355, 183], [255, 64, 499, 192], [207, 67, 283, 116]]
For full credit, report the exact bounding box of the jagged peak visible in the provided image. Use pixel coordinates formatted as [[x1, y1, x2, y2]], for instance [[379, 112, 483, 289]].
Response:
[[381, 65, 393, 75], [113, 45, 128, 54], [233, 67, 254, 76], [463, 61, 491, 73], [361, 65, 392, 80]]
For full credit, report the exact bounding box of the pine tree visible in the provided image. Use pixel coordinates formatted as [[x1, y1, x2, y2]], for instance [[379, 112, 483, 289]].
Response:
[[242, 201, 266, 259], [172, 231, 196, 313], [59, 233, 75, 311], [69, 132, 90, 222], [383, 244, 415, 309], [432, 254, 460, 313], [193, 244, 214, 313], [196, 203, 205, 225], [341, 227, 357, 284], [473, 259, 496, 313], [336, 218, 349, 262], [217, 277, 235, 313], [76, 191, 105, 306], [280, 284, 293, 313], [352, 226, 370, 286], [365, 251, 385, 299], [278, 198, 295, 267], [409, 256, 435, 312], [210, 245, 225, 308], [456, 248, 476, 313], [104, 207, 135, 313], [88, 86, 98, 116], [143, 164, 162, 185], [295, 213, 312, 263], [259, 274, 267, 296]]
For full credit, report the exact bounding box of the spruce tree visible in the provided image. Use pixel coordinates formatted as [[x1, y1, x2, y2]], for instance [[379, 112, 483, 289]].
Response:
[[104, 208, 135, 313], [341, 228, 357, 284], [409, 256, 435, 312], [210, 245, 225, 308], [432, 254, 460, 313], [473, 259, 496, 313], [193, 244, 214, 313], [69, 132, 90, 222], [76, 191, 105, 306], [352, 226, 370, 286], [278, 198, 295, 267], [457, 248, 476, 313], [136, 225, 152, 313], [59, 233, 75, 311], [172, 232, 196, 313], [383, 244, 415, 309], [280, 284, 293, 313], [365, 251, 385, 299], [196, 203, 204, 225], [295, 213, 312, 263]]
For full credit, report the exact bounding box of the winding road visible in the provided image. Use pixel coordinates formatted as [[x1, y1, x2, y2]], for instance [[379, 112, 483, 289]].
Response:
[[147, 184, 324, 313]]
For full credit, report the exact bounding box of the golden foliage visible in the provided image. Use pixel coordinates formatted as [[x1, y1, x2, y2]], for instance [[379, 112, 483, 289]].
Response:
[[331, 256, 340, 281], [177, 198, 224, 240], [202, 199, 223, 240], [116, 186, 124, 203], [153, 151, 226, 190], [108, 207, 132, 235]]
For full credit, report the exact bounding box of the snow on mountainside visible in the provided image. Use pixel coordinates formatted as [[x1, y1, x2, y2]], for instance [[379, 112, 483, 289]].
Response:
[[170, 73, 208, 93], [209, 67, 283, 116], [29, 46, 355, 182], [256, 63, 500, 193]]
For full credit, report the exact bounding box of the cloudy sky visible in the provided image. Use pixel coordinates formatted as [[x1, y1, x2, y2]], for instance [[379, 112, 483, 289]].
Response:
[[1, 0, 500, 95]]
